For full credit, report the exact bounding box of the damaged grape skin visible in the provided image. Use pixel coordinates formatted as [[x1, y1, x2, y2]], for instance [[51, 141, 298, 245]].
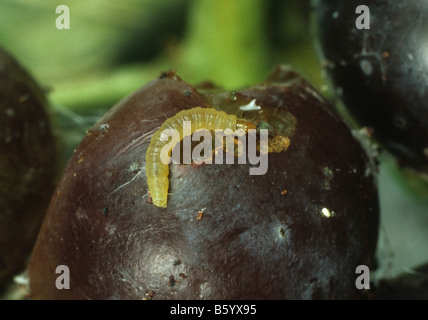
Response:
[[0, 47, 58, 290], [28, 67, 379, 300]]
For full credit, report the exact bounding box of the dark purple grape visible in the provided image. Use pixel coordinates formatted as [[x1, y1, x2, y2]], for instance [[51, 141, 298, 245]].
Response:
[[0, 46, 58, 289], [28, 67, 379, 299], [313, 0, 428, 173]]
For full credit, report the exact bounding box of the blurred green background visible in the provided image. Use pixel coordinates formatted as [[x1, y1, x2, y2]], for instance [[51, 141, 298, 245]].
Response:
[[0, 0, 321, 161], [0, 0, 320, 110], [1, 0, 428, 299]]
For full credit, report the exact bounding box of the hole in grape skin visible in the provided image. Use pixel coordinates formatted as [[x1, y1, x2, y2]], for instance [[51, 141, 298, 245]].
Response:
[[393, 115, 407, 129]]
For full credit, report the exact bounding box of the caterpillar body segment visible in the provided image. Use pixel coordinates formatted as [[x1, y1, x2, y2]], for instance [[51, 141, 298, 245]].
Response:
[[146, 107, 243, 208]]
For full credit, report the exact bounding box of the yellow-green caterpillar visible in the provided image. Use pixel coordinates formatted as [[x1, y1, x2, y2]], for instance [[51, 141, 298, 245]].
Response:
[[146, 107, 255, 208]]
